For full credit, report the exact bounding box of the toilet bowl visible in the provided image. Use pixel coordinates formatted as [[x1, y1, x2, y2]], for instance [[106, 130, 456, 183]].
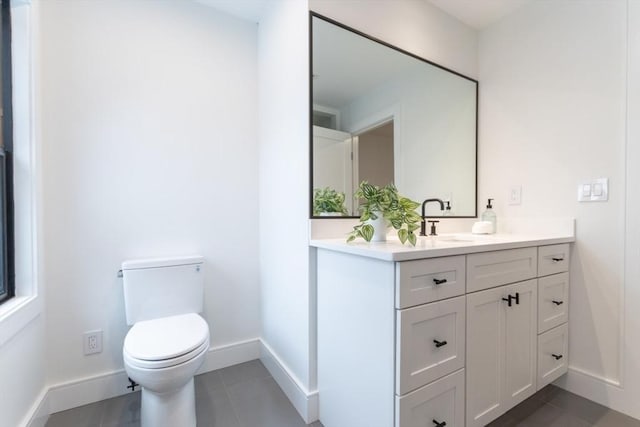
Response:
[[121, 256, 208, 427], [123, 313, 210, 427]]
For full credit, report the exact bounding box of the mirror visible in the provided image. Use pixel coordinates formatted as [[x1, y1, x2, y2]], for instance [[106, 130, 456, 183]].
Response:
[[310, 13, 478, 218]]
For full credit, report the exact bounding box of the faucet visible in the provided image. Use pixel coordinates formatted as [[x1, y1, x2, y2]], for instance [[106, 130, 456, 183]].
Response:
[[420, 198, 445, 236]]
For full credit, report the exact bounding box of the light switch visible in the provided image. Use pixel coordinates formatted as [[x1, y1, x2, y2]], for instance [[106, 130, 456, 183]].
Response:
[[578, 178, 608, 202], [593, 183, 603, 196], [508, 185, 522, 205], [582, 184, 591, 197]]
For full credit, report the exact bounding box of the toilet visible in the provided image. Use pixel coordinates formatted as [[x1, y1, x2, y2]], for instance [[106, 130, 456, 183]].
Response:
[[121, 255, 210, 427]]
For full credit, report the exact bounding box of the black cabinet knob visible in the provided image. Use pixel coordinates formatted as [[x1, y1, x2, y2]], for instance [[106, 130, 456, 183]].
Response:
[[552, 354, 563, 360], [552, 257, 564, 262], [514, 292, 520, 305], [502, 296, 513, 307], [433, 420, 447, 427], [552, 300, 564, 306], [433, 278, 447, 285], [433, 339, 448, 348]]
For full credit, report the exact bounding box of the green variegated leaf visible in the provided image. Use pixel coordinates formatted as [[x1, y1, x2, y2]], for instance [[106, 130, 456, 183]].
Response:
[[361, 224, 374, 242], [398, 228, 408, 244], [408, 232, 417, 246]]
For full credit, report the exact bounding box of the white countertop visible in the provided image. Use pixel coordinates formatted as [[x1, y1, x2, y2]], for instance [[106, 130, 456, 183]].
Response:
[[310, 232, 575, 261]]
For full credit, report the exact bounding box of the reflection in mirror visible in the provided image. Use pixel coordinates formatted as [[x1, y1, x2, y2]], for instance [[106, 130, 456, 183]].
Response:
[[311, 13, 478, 218]]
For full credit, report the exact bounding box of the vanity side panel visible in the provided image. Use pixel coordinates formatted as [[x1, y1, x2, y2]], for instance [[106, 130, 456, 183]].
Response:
[[317, 249, 396, 427]]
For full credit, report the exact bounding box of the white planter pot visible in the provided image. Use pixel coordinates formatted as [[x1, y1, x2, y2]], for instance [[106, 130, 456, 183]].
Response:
[[319, 212, 343, 217], [367, 212, 388, 242]]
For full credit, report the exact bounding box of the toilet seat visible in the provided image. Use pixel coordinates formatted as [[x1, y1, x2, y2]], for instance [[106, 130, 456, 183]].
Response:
[[124, 313, 209, 369]]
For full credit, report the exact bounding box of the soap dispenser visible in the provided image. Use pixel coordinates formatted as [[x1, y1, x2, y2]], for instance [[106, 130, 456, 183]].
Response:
[[482, 198, 497, 233]]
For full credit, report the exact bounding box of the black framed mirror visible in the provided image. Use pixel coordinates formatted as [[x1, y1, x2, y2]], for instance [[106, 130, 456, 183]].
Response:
[[310, 12, 478, 219]]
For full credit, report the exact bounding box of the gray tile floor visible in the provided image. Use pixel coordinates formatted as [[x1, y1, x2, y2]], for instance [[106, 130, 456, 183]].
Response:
[[46, 360, 639, 427], [46, 360, 322, 427], [488, 384, 640, 427]]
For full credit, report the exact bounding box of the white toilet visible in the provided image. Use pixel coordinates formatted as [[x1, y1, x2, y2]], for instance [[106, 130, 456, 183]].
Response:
[[121, 255, 210, 427]]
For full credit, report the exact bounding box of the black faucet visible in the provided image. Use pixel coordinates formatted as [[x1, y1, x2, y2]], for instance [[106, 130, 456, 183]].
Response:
[[420, 198, 445, 236]]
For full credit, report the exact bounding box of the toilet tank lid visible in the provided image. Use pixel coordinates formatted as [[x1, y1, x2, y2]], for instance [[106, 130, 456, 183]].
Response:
[[122, 255, 204, 270]]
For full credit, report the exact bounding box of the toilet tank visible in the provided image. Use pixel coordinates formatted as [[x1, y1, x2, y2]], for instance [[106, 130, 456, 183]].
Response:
[[122, 255, 204, 325]]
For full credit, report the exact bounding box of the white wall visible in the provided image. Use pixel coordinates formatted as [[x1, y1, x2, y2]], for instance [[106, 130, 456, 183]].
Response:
[[257, 0, 313, 396], [479, 0, 638, 418], [38, 0, 260, 388]]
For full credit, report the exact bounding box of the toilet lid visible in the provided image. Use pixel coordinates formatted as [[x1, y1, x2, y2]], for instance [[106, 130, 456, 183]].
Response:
[[124, 313, 209, 361]]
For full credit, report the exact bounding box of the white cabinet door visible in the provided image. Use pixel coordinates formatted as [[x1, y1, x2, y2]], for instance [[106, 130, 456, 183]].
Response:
[[396, 369, 465, 427], [466, 279, 538, 427], [503, 279, 537, 409], [395, 256, 466, 309], [538, 244, 570, 277], [538, 323, 569, 390], [538, 273, 569, 333], [396, 296, 465, 394], [467, 247, 537, 292], [466, 285, 504, 427]]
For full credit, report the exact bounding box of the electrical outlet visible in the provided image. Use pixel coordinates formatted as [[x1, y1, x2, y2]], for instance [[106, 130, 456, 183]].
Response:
[[84, 330, 103, 355]]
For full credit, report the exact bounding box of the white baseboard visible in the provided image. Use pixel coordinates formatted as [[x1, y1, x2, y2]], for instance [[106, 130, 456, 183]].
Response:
[[23, 387, 49, 427], [25, 338, 261, 425], [260, 339, 319, 423]]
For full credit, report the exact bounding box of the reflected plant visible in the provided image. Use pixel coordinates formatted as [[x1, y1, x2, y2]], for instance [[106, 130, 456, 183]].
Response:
[[313, 187, 348, 216], [347, 181, 421, 245]]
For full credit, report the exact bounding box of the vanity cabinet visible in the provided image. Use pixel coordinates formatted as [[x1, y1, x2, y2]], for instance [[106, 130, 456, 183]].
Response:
[[315, 239, 572, 427]]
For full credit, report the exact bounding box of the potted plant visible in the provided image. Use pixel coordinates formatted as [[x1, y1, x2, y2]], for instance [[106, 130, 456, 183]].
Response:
[[313, 187, 349, 216], [347, 181, 421, 245]]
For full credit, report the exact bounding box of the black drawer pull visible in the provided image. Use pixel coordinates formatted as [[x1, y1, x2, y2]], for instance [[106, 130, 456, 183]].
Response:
[[514, 292, 520, 305], [552, 354, 563, 360], [552, 257, 564, 262], [552, 300, 564, 306], [502, 296, 513, 307], [433, 278, 447, 285], [433, 420, 447, 427], [433, 339, 448, 348]]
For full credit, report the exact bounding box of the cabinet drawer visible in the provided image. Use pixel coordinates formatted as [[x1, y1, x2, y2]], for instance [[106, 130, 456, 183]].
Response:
[[538, 273, 569, 333], [396, 296, 465, 395], [538, 323, 569, 390], [467, 247, 537, 292], [395, 256, 465, 308], [538, 244, 570, 277], [396, 368, 465, 427]]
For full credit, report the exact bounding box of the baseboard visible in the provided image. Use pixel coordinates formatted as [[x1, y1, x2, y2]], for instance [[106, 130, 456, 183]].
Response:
[[555, 367, 640, 420], [260, 339, 319, 423], [28, 337, 261, 424], [22, 387, 49, 427]]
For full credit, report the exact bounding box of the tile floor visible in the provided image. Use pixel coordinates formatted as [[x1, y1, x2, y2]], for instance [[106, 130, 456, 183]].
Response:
[[46, 360, 639, 427]]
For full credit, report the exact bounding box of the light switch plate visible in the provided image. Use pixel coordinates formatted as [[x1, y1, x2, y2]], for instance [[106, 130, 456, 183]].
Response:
[[578, 178, 608, 202], [508, 185, 522, 205]]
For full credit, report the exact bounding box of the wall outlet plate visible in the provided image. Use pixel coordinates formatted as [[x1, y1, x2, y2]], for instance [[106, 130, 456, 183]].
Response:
[[84, 330, 103, 355]]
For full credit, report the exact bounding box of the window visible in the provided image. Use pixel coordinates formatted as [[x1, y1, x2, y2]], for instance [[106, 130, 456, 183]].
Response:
[[0, 0, 14, 305]]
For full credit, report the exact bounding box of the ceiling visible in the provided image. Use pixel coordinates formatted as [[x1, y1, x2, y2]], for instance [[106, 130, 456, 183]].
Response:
[[197, 0, 533, 30]]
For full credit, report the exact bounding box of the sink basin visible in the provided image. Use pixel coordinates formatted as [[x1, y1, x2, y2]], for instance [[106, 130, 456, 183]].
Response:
[[439, 233, 493, 242], [420, 233, 501, 245]]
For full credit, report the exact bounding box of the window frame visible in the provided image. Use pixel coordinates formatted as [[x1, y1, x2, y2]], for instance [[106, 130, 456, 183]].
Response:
[[0, 0, 15, 306]]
